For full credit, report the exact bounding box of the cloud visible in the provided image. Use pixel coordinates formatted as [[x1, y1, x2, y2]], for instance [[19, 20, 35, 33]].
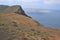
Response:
[[0, 0, 21, 2], [21, 0, 38, 2], [0, 0, 38, 2], [43, 0, 60, 4], [0, 0, 60, 6]]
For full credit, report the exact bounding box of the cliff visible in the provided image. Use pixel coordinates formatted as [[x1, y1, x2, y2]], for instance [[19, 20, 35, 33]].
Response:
[[0, 5, 60, 40], [0, 5, 30, 18]]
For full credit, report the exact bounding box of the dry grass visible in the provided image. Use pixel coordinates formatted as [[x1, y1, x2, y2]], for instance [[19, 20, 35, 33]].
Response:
[[0, 13, 60, 40]]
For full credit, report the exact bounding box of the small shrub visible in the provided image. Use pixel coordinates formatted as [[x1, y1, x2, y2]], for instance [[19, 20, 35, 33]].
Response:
[[12, 21, 18, 27], [0, 23, 4, 26], [34, 31, 41, 36], [31, 29, 35, 31], [41, 37, 49, 40], [22, 37, 28, 40]]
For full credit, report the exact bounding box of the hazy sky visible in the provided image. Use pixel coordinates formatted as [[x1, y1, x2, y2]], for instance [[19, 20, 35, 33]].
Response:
[[0, 0, 60, 10]]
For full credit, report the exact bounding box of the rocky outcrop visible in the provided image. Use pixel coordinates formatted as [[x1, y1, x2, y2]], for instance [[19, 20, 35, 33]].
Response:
[[0, 5, 30, 18]]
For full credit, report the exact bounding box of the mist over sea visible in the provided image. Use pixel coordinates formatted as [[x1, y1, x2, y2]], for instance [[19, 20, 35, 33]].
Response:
[[26, 10, 60, 28]]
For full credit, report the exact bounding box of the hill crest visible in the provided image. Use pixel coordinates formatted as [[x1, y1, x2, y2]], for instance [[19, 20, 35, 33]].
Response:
[[0, 5, 60, 40], [0, 5, 31, 17]]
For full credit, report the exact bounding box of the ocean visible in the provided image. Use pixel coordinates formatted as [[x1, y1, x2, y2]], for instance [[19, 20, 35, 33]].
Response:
[[26, 11, 60, 28]]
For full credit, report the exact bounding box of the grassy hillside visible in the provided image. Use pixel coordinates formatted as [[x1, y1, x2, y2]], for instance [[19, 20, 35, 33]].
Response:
[[0, 13, 60, 40], [0, 5, 60, 40]]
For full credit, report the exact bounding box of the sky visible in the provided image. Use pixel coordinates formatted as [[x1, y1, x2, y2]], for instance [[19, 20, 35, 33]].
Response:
[[0, 0, 60, 10]]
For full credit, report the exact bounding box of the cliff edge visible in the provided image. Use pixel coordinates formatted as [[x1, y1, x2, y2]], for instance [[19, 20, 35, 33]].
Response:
[[0, 5, 60, 40]]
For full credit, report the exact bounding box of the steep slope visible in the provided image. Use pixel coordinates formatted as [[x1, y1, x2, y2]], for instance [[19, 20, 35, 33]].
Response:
[[0, 13, 60, 40], [0, 5, 60, 40], [4, 5, 27, 16], [0, 5, 30, 17]]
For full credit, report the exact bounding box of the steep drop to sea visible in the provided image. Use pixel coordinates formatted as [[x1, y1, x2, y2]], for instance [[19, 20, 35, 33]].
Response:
[[0, 5, 60, 40]]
